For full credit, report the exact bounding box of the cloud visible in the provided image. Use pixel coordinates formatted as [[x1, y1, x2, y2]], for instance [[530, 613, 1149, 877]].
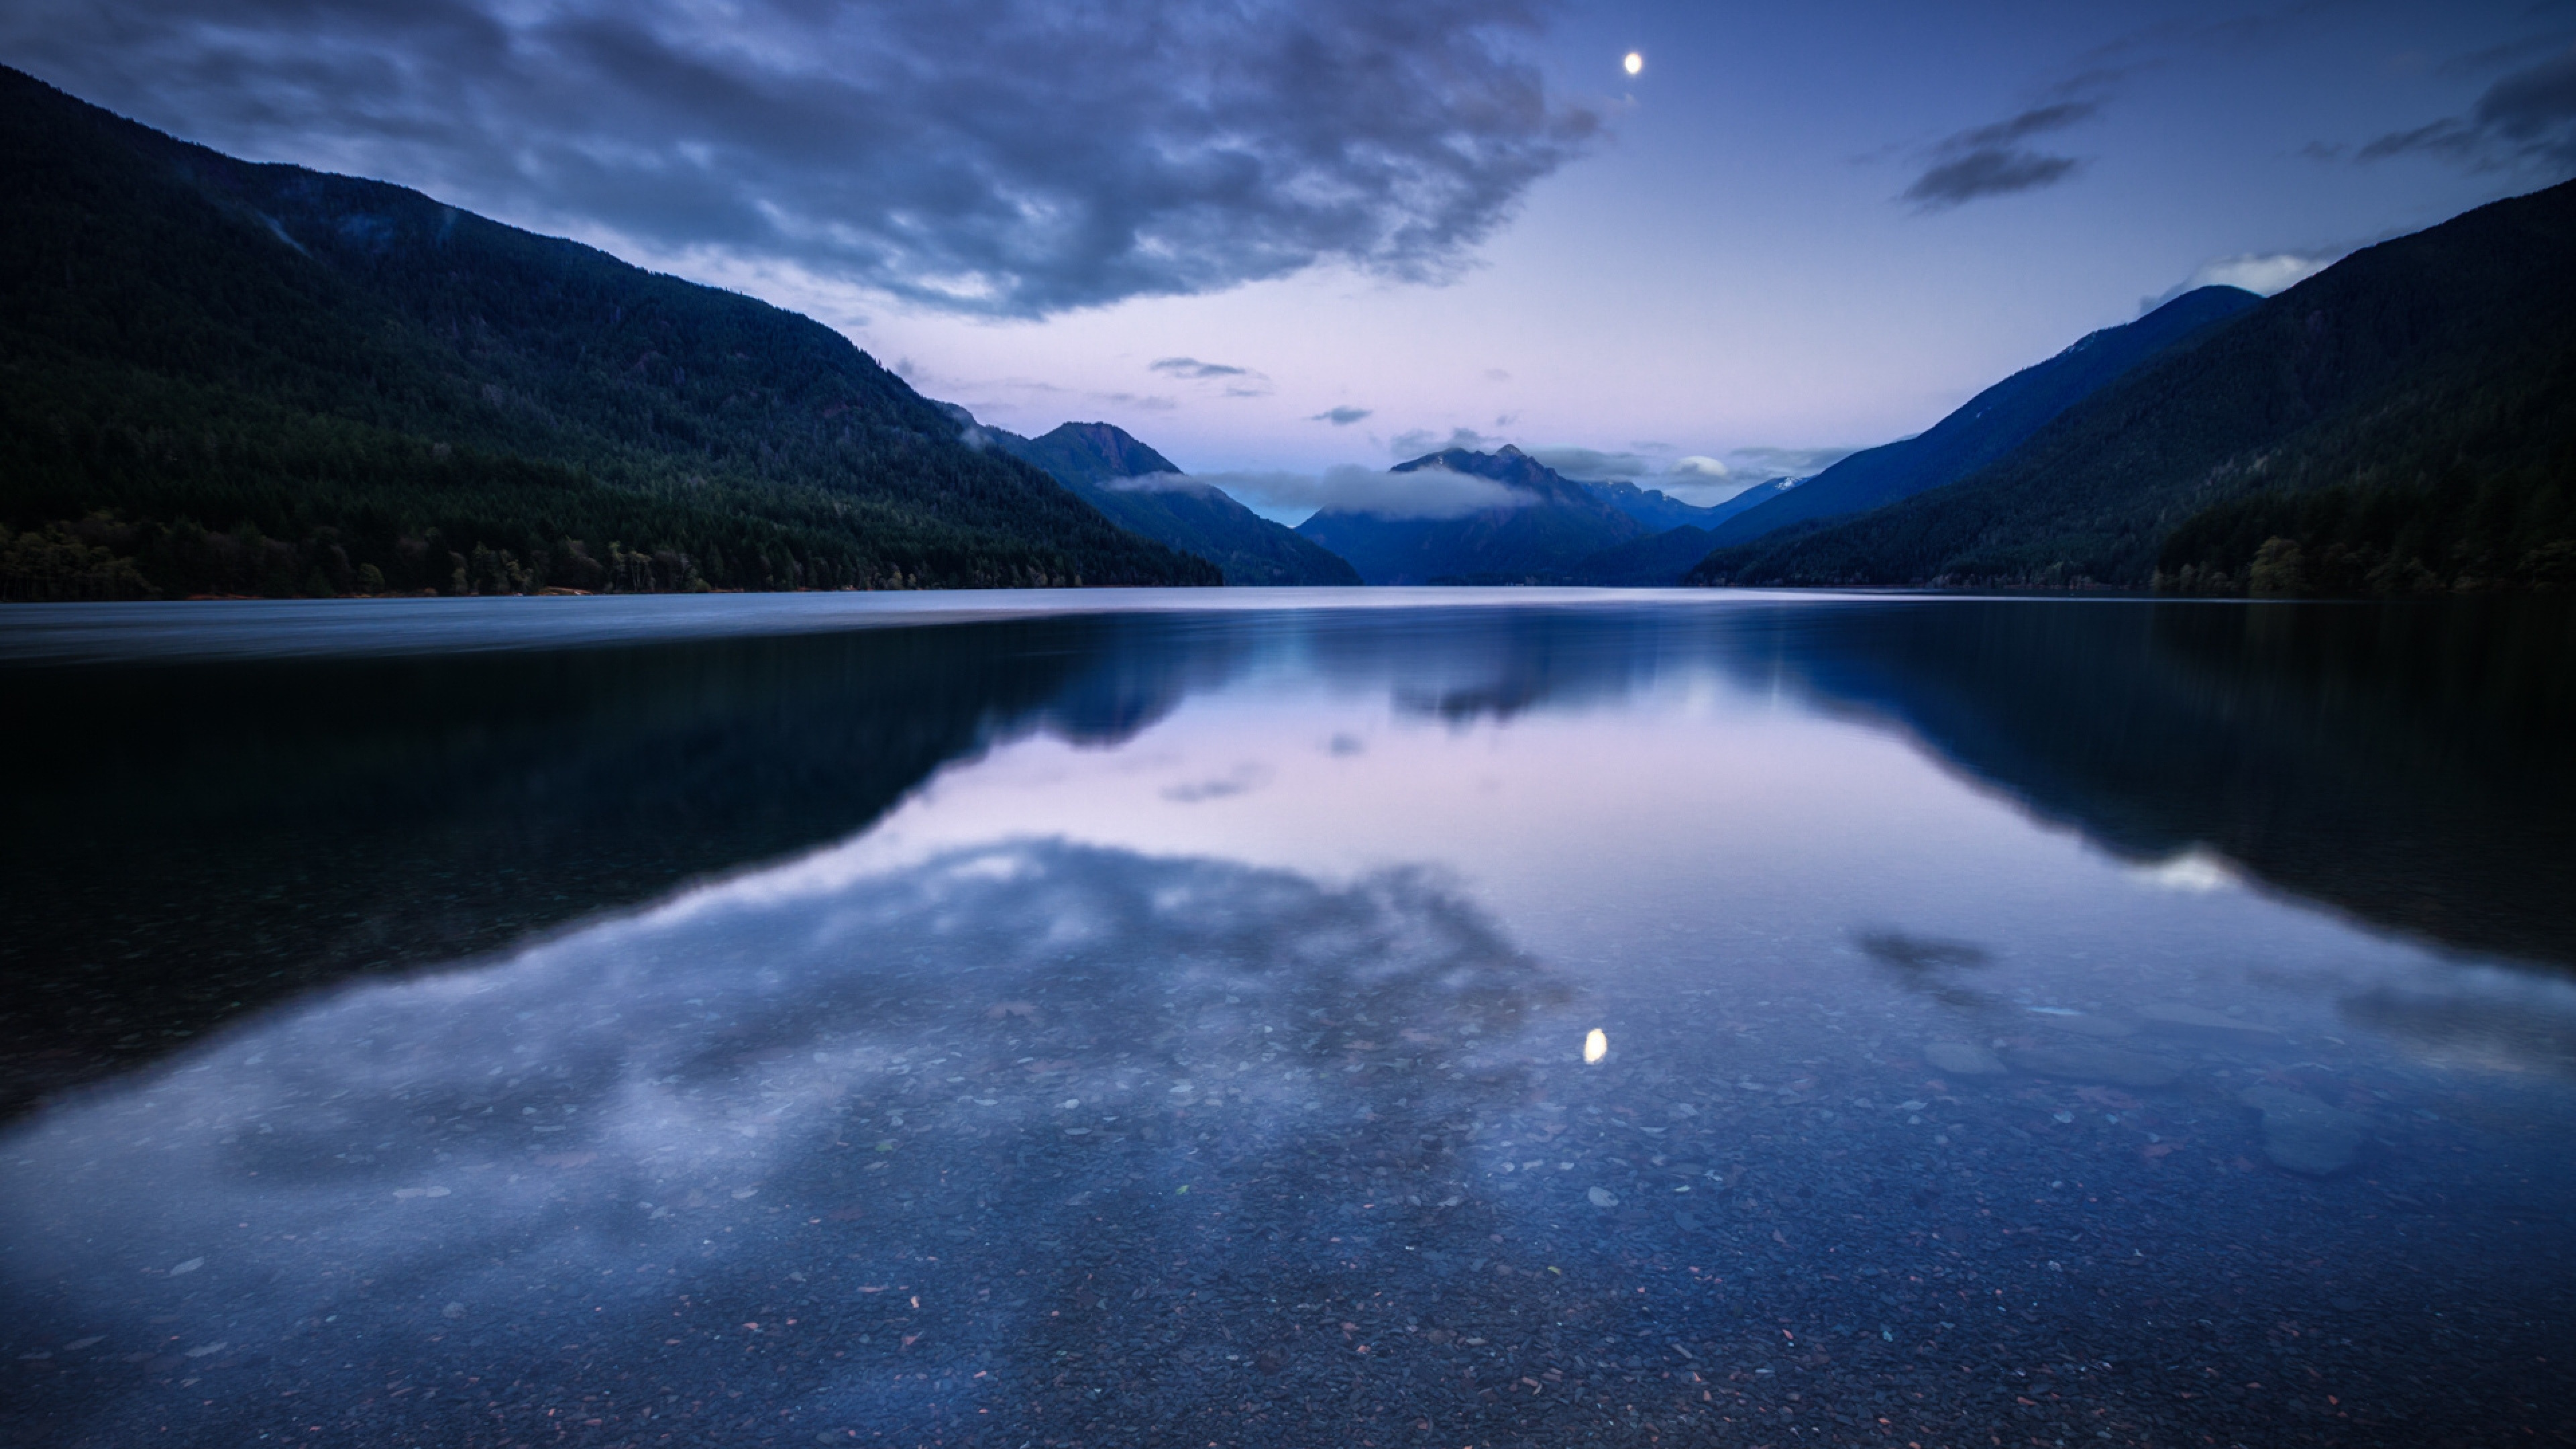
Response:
[[1160, 763, 1273, 803], [1151, 356, 1273, 398], [1902, 151, 2080, 208], [1150, 357, 1254, 380], [1352, 431, 1849, 508], [1722, 445, 1854, 479], [1309, 406, 1373, 426], [2478, 46, 2576, 152], [2349, 45, 2576, 174], [1613, 449, 1845, 506], [0, 839, 1564, 1442], [1900, 100, 2098, 210], [1188, 463, 1532, 519], [1523, 445, 1652, 480], [1389, 426, 1503, 458], [1102, 472, 1219, 496], [2355, 120, 2479, 164], [3, 0, 1599, 319], [2141, 248, 2345, 311]]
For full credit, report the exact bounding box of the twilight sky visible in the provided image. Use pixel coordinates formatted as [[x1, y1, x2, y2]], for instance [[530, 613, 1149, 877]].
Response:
[[7, 0, 2573, 515]]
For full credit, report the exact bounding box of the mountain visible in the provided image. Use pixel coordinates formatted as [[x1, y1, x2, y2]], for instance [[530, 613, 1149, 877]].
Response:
[[1294, 447, 1646, 584], [1690, 179, 2576, 592], [1558, 477, 1805, 585], [1562, 525, 1723, 586], [977, 419, 1359, 586], [1698, 285, 2262, 552], [0, 66, 1217, 600], [1579, 479, 1729, 533], [1697, 476, 1803, 527]]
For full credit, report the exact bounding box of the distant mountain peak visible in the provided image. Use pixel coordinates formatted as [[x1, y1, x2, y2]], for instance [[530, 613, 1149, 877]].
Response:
[[1297, 448, 1648, 584], [981, 418, 1358, 586], [1390, 445, 1561, 490]]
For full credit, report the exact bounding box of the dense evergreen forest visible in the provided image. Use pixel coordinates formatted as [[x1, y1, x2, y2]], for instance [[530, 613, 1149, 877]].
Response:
[[0, 67, 1218, 600], [1688, 179, 2575, 594]]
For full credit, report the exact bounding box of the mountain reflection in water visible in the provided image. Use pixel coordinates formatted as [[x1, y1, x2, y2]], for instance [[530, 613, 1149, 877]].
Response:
[[2, 592, 2571, 1446]]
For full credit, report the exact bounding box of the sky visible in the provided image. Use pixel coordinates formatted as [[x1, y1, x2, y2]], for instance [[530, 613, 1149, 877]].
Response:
[[6, 0, 2573, 517]]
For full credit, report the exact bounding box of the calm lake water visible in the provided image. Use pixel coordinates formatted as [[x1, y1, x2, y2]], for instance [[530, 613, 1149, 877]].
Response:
[[2, 590, 2571, 1449]]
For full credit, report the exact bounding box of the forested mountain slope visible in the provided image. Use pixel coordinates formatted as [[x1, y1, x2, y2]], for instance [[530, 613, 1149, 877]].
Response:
[[1701, 286, 2260, 550], [0, 66, 1216, 600], [1690, 180, 2576, 593]]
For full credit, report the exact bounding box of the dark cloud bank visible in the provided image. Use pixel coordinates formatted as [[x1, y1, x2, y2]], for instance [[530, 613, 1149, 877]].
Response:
[[1, 0, 1596, 317], [2351, 44, 2576, 174]]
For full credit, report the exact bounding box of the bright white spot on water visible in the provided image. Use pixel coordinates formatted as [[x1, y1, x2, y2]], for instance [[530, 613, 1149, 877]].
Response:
[[1583, 1028, 1607, 1063]]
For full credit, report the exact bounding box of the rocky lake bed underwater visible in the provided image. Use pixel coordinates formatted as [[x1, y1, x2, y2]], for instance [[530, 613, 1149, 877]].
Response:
[[2, 592, 2571, 1448]]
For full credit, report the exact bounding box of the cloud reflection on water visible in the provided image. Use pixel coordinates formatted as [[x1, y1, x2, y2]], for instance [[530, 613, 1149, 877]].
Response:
[[1, 840, 1570, 1442]]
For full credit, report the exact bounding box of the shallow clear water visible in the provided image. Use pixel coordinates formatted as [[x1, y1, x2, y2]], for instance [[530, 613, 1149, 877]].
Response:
[[2, 592, 2571, 1448]]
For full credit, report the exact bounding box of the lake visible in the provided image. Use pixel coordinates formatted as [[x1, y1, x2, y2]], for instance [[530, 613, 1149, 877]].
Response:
[[2, 590, 2571, 1448]]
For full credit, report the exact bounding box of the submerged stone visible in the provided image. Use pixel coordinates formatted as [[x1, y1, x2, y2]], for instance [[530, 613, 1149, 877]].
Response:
[[1921, 1041, 2006, 1075], [2240, 1085, 2369, 1176], [2000, 1043, 2184, 1088]]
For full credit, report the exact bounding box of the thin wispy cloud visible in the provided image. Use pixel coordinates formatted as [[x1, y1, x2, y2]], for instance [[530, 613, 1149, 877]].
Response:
[[1522, 445, 1764, 505], [1099, 392, 1180, 413], [1522, 445, 1652, 479], [1309, 407, 1373, 426], [1184, 463, 1530, 520], [1150, 357, 1256, 380], [1713, 445, 1854, 479], [1902, 99, 2099, 210], [1368, 432, 1847, 507], [1389, 426, 1504, 459], [1150, 356, 1274, 398], [0, 0, 1598, 318]]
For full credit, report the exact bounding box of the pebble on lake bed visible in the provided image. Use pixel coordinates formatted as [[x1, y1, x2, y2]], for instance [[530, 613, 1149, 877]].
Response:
[[1921, 1040, 2006, 1075]]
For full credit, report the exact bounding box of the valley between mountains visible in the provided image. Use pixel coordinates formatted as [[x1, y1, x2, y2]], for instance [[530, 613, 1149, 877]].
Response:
[[5, 64, 2568, 600]]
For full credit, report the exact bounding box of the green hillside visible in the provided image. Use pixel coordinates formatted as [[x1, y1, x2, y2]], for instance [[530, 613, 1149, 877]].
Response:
[[1688, 180, 2576, 594], [0, 66, 1218, 600]]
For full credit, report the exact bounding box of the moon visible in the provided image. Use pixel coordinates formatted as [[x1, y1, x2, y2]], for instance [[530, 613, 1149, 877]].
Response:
[[1623, 52, 1643, 76]]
